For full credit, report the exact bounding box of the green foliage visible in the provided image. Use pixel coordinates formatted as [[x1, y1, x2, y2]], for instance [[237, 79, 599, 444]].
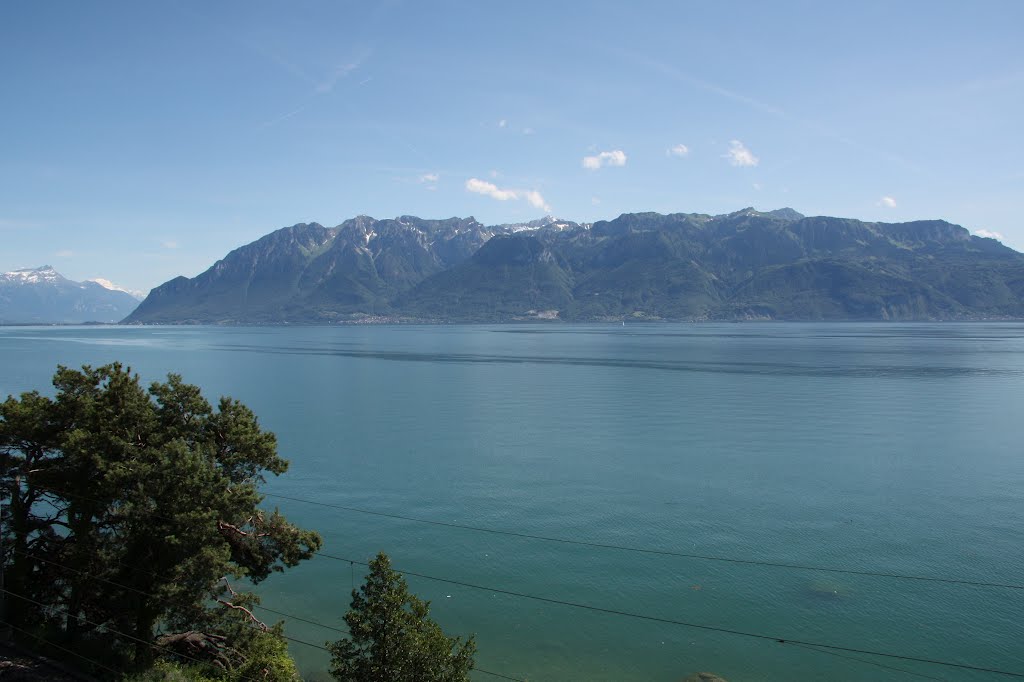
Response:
[[0, 363, 320, 676], [121, 659, 221, 682], [120, 637, 300, 682], [399, 235, 574, 321], [125, 210, 1024, 323], [327, 552, 476, 682], [234, 627, 301, 681]]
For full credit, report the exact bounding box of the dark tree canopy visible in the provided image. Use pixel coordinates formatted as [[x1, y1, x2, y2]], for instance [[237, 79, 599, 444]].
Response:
[[328, 552, 476, 682], [0, 363, 321, 678]]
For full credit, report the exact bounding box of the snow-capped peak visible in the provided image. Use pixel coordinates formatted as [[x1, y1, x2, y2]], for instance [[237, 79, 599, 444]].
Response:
[[2, 265, 63, 284], [498, 215, 581, 233], [87, 278, 146, 300]]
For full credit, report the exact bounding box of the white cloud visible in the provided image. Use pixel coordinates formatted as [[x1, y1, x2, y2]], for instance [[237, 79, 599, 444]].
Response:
[[523, 190, 549, 212], [498, 119, 507, 128], [879, 196, 897, 208], [582, 149, 627, 170], [724, 140, 758, 167], [465, 178, 550, 212], [667, 143, 689, 157], [975, 229, 1004, 241], [465, 178, 518, 201], [418, 173, 439, 184]]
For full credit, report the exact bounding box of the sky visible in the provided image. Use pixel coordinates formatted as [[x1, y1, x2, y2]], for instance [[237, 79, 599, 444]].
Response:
[[2, 1, 1023, 293]]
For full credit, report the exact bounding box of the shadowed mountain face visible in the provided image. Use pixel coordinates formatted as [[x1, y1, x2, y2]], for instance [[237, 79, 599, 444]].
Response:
[[124, 209, 1024, 323], [396, 234, 574, 320], [0, 266, 140, 323]]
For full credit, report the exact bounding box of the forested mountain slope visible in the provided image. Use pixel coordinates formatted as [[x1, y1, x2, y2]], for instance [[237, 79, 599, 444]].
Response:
[[125, 209, 1024, 323]]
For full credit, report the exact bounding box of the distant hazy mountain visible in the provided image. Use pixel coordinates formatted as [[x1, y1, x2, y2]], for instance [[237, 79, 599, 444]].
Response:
[[1, 266, 141, 324], [86, 278, 146, 300], [124, 209, 1024, 323]]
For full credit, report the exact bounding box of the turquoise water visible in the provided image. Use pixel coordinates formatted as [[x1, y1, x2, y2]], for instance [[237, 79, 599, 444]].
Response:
[[1, 323, 1023, 681]]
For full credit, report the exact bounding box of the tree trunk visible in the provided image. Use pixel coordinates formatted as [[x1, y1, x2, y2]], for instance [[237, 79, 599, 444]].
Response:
[[5, 476, 32, 628]]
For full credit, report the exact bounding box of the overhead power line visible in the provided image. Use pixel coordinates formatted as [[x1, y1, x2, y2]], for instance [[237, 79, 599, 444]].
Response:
[[9, 547, 344, 633], [15, 479, 1024, 677], [262, 491, 1024, 592], [5, 550, 524, 681], [0, 587, 266, 682], [23, 469, 1024, 592], [788, 642, 946, 682], [314, 552, 1024, 679], [473, 665, 529, 681], [0, 619, 123, 678], [5, 549, 951, 682], [238, 629, 523, 682], [9, 547, 941, 682]]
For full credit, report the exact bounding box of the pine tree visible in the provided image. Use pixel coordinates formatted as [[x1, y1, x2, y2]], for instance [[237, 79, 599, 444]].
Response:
[[328, 552, 476, 682], [0, 363, 320, 677]]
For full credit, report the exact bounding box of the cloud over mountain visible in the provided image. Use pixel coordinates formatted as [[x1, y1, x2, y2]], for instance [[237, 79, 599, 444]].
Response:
[[465, 178, 550, 212]]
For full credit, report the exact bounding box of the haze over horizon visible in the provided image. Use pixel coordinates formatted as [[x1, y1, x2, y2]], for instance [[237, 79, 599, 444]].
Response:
[[3, 1, 1022, 292]]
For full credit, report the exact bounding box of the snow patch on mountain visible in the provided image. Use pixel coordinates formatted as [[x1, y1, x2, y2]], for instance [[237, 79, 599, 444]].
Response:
[[0, 266, 141, 323], [87, 278, 146, 300], [2, 265, 63, 284]]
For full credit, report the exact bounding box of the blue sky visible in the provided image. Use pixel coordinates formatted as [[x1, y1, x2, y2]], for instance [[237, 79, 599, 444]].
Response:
[[2, 1, 1023, 292]]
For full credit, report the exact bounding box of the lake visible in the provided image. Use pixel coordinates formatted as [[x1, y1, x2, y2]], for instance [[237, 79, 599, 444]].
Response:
[[1, 323, 1022, 681]]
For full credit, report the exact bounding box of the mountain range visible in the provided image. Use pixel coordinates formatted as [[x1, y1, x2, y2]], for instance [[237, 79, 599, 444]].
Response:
[[0, 266, 142, 324], [122, 208, 1024, 324]]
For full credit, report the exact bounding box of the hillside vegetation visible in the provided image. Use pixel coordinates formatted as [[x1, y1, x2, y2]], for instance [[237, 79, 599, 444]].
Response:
[[124, 209, 1024, 323]]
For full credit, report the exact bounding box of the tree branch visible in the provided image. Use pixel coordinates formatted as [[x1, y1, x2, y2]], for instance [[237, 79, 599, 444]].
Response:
[[216, 578, 268, 632], [216, 520, 271, 539], [155, 631, 233, 670]]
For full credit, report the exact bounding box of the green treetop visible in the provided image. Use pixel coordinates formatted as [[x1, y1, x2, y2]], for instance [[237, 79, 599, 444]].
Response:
[[0, 363, 321, 678], [328, 552, 476, 682]]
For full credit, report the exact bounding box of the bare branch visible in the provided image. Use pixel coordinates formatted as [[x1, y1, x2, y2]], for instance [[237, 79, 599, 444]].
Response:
[[156, 631, 233, 670], [215, 599, 268, 632], [215, 578, 268, 631], [216, 520, 270, 539]]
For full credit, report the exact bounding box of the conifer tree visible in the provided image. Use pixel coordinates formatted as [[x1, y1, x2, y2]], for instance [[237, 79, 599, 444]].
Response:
[[327, 552, 476, 682], [0, 363, 321, 677]]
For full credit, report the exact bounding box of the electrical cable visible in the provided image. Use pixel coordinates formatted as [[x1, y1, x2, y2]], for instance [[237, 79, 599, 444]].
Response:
[[787, 641, 946, 681], [473, 666, 530, 680], [263, 491, 1024, 592], [0, 619, 123, 677], [249, 626, 520, 679], [10, 547, 345, 633], [0, 587, 265, 682], [4, 548, 943, 682], [315, 552, 1024, 679], [16, 479, 1024, 677], [6, 549, 525, 680], [23, 470, 1024, 592]]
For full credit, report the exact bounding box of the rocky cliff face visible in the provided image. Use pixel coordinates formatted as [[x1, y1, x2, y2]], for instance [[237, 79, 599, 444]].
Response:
[[123, 209, 1024, 323]]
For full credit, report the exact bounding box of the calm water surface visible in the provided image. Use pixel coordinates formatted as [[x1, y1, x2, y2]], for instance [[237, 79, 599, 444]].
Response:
[[1, 323, 1023, 681]]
